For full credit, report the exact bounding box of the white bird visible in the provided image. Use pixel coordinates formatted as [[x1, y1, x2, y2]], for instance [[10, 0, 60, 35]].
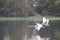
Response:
[[28, 17, 50, 31], [28, 23, 44, 31]]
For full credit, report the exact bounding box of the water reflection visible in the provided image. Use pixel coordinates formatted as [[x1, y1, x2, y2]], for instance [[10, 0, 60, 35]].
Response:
[[28, 34, 50, 40], [0, 20, 60, 40], [4, 33, 10, 40]]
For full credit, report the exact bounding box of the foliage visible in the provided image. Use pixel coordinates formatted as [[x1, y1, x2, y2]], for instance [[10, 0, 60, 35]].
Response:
[[0, 0, 60, 17]]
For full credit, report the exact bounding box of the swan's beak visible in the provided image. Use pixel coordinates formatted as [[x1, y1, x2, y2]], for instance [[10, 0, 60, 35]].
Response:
[[42, 26, 45, 28]]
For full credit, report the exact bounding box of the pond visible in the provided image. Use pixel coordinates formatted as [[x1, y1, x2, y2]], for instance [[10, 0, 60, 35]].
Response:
[[0, 20, 60, 40]]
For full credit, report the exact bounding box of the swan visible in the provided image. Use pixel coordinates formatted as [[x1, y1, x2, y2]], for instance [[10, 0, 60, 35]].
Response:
[[28, 17, 50, 31], [28, 23, 45, 31]]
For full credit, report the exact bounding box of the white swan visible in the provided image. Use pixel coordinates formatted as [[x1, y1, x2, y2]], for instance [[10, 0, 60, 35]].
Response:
[[28, 17, 50, 31], [28, 23, 44, 31]]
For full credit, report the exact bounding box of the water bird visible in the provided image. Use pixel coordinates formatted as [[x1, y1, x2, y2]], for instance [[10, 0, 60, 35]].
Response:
[[28, 17, 50, 31], [28, 22, 45, 31]]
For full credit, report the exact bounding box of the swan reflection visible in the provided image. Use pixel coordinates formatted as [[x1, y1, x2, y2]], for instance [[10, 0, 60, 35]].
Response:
[[28, 35, 50, 40]]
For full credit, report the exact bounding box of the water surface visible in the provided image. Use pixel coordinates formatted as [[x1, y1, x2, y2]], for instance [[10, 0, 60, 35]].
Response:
[[0, 20, 60, 40]]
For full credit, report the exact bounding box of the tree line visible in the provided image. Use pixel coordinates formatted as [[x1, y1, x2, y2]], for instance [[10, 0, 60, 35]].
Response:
[[0, 0, 60, 17]]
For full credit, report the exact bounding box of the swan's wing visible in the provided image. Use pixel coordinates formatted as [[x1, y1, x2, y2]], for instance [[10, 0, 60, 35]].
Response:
[[42, 17, 50, 26], [44, 19, 50, 26], [46, 19, 49, 24], [42, 17, 47, 24]]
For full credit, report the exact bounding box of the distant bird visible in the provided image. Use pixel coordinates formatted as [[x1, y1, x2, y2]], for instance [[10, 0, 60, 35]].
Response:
[[28, 17, 50, 31], [28, 17, 50, 40], [28, 23, 44, 31]]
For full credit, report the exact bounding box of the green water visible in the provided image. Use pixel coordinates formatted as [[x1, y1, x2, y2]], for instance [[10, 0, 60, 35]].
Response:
[[0, 20, 60, 40]]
